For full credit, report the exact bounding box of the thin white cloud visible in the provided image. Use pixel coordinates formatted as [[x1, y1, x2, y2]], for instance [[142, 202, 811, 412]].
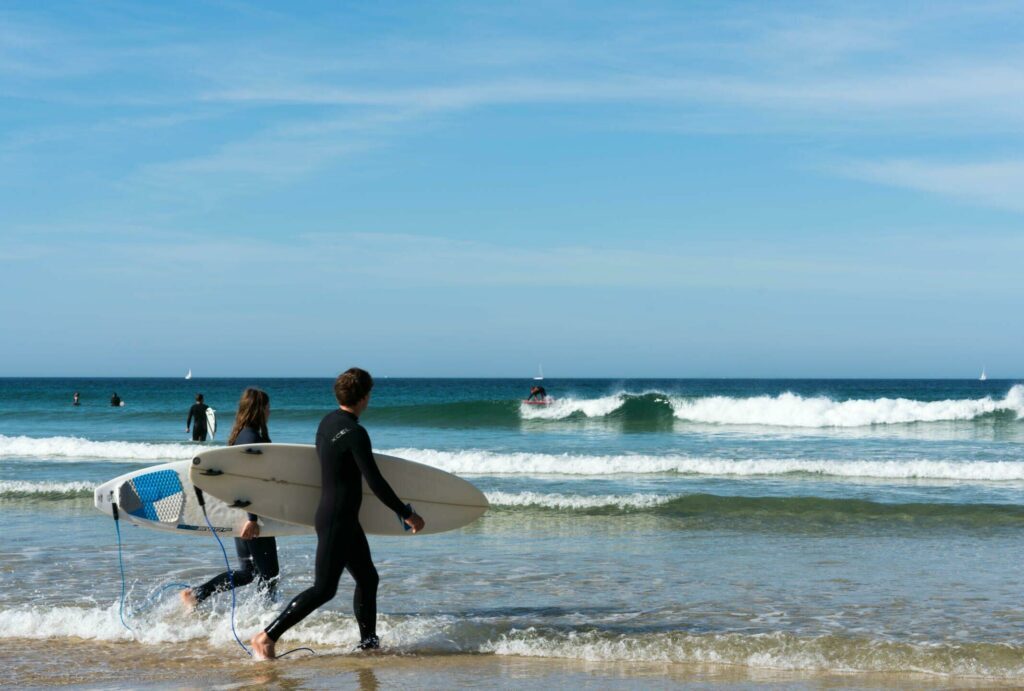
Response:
[[22, 228, 1018, 297], [838, 158, 1024, 212]]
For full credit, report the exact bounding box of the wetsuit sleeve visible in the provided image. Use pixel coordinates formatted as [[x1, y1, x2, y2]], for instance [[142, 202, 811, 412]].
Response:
[[186, 405, 195, 427], [352, 427, 412, 519]]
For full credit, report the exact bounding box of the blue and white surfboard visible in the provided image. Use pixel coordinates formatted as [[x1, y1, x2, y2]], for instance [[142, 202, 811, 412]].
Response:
[[93, 460, 312, 538]]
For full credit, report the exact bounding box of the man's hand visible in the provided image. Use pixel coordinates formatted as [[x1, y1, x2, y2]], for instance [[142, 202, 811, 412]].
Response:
[[240, 520, 260, 540], [404, 513, 425, 534]]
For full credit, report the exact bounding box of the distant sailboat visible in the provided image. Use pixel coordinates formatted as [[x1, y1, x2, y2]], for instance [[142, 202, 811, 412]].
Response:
[[534, 365, 544, 381], [979, 367, 987, 382], [185, 369, 192, 380]]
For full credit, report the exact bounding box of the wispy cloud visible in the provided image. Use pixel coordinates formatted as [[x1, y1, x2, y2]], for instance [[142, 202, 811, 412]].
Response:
[[7, 2, 1024, 207], [838, 158, 1024, 212]]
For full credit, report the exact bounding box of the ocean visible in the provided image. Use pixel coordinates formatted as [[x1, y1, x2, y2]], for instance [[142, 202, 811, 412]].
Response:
[[3, 377, 1024, 687]]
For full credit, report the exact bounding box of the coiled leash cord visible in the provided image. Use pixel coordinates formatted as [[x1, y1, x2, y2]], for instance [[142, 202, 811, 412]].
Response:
[[193, 487, 314, 660], [111, 504, 190, 629]]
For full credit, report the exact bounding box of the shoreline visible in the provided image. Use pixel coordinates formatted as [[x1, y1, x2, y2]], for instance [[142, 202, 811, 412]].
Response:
[[3, 639, 1019, 689]]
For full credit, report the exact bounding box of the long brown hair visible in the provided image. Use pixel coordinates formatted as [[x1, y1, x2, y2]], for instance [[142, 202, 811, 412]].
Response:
[[227, 387, 270, 445]]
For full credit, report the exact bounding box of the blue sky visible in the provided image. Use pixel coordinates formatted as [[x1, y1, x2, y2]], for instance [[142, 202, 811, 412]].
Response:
[[1, 1, 1022, 377]]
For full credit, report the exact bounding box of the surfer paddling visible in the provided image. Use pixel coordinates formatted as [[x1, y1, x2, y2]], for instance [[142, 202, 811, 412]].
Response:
[[250, 368, 424, 660]]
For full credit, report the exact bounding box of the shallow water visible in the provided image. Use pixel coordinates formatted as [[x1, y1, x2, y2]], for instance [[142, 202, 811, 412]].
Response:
[[3, 377, 1024, 684]]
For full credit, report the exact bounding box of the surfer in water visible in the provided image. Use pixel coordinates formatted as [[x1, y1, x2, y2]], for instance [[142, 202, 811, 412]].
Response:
[[110, 392, 122, 407], [249, 368, 424, 659], [527, 385, 547, 401], [181, 388, 280, 609], [72, 392, 80, 406], [186, 393, 210, 441]]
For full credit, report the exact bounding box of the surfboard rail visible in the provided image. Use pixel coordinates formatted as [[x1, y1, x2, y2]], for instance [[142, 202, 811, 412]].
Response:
[[190, 444, 488, 536]]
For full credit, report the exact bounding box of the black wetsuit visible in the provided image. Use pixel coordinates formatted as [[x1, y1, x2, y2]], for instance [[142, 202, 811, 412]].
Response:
[[187, 403, 209, 441], [191, 426, 279, 603], [110, 394, 121, 407], [528, 387, 547, 401], [264, 409, 412, 642]]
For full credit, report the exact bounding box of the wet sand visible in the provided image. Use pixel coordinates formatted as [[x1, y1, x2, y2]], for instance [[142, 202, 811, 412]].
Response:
[[4, 638, 1018, 689]]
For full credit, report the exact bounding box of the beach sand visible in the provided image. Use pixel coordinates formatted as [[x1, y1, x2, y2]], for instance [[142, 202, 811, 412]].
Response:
[[3, 638, 1017, 689]]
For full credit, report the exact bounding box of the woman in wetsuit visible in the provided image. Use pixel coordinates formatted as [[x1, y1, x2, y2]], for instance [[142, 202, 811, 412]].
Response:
[[249, 368, 424, 659], [181, 388, 279, 609]]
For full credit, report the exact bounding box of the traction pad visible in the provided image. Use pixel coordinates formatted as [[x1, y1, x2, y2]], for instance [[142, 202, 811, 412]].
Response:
[[117, 469, 185, 523]]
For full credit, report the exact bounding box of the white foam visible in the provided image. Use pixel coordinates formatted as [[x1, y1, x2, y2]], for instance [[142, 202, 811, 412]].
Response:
[[514, 385, 1024, 427], [0, 435, 195, 462], [520, 394, 626, 420], [0, 480, 93, 497], [669, 384, 1024, 427], [481, 629, 1023, 676], [384, 447, 1024, 481], [485, 491, 673, 510], [3, 603, 1020, 676]]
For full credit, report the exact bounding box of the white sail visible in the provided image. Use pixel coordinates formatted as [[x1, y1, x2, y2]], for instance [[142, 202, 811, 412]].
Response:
[[534, 365, 544, 381], [979, 367, 987, 381], [185, 369, 192, 380]]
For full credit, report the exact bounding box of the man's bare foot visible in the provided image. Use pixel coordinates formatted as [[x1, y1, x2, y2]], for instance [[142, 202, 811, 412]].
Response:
[[179, 588, 198, 612], [250, 631, 276, 660]]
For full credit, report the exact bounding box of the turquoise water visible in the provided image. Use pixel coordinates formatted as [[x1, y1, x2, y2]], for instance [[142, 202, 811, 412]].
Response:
[[3, 377, 1024, 679]]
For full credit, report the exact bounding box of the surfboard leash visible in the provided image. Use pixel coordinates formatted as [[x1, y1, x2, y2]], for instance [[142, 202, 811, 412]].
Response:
[[193, 487, 252, 657], [191, 486, 316, 660], [110, 503, 191, 628], [111, 503, 133, 634]]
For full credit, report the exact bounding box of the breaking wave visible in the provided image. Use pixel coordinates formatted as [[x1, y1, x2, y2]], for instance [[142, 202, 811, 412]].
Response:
[[0, 480, 93, 501], [385, 448, 1024, 481], [485, 491, 1024, 525], [518, 385, 1024, 427], [0, 435, 195, 462], [1, 434, 1022, 482]]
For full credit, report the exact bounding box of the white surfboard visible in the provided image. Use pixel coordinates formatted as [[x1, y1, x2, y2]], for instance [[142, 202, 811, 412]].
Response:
[[206, 407, 217, 439], [190, 444, 488, 536], [94, 460, 312, 538]]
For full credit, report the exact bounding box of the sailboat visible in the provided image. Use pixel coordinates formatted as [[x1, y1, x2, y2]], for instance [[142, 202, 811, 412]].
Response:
[[979, 367, 987, 382], [185, 369, 192, 380], [534, 365, 544, 381]]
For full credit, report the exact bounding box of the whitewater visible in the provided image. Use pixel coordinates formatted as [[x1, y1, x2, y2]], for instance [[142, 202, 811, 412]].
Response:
[[520, 384, 1024, 427]]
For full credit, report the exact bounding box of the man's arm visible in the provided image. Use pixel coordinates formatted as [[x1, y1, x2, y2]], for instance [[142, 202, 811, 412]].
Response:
[[186, 405, 195, 428], [351, 427, 413, 519]]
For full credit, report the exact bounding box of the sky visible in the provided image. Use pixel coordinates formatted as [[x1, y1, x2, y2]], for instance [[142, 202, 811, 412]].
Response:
[[1, 0, 1022, 378]]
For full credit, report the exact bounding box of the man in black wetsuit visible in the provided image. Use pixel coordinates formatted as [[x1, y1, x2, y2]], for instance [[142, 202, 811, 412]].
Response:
[[527, 385, 547, 401], [250, 368, 424, 660], [186, 394, 209, 441], [110, 392, 122, 407]]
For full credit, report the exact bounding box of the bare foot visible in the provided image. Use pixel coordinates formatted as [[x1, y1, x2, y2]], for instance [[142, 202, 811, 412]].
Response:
[[250, 631, 276, 660], [179, 588, 198, 612]]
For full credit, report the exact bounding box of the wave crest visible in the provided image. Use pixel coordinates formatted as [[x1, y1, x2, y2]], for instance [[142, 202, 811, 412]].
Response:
[[515, 385, 1024, 427], [669, 384, 1024, 427], [0, 480, 94, 500], [0, 435, 196, 462]]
